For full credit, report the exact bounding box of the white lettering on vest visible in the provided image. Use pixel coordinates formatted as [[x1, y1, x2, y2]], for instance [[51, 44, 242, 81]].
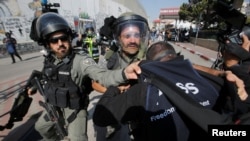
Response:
[[58, 71, 70, 75], [176, 82, 199, 94]]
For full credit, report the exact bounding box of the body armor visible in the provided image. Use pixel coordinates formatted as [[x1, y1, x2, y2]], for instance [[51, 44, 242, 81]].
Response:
[[43, 53, 86, 109]]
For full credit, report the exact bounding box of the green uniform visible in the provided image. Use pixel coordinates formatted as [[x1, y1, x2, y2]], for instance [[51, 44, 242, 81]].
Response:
[[104, 43, 147, 62], [105, 48, 145, 70], [35, 51, 126, 141], [72, 52, 125, 87], [96, 48, 145, 141]]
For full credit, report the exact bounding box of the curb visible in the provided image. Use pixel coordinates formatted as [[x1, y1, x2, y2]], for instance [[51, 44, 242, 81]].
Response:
[[174, 43, 216, 63]]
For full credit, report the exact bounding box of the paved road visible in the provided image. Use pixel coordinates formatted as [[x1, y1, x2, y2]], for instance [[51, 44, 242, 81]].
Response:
[[0, 42, 217, 141]]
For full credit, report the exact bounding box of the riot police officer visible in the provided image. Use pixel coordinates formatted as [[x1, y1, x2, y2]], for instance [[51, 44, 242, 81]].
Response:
[[29, 12, 141, 141], [108, 12, 149, 66], [93, 12, 150, 141]]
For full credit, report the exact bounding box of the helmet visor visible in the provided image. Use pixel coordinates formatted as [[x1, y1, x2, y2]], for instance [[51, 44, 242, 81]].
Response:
[[114, 20, 149, 45]]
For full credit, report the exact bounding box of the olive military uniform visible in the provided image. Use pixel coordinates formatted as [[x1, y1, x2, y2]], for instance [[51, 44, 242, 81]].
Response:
[[35, 51, 127, 141], [96, 49, 144, 141]]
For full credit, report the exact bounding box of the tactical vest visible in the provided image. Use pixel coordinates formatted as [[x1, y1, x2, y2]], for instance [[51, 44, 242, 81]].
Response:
[[43, 53, 85, 109]]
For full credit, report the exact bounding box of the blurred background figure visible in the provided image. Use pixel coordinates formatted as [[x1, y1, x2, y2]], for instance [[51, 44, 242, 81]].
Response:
[[2, 32, 22, 64], [77, 23, 100, 63]]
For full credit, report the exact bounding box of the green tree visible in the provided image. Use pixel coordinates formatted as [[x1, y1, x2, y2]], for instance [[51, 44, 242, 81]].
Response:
[[179, 0, 213, 29], [179, 0, 246, 29]]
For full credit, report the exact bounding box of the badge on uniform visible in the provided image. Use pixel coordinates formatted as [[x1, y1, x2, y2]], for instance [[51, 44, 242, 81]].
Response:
[[83, 58, 97, 66]]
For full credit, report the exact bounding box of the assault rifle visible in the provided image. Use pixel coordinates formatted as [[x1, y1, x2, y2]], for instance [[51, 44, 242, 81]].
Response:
[[32, 71, 68, 140]]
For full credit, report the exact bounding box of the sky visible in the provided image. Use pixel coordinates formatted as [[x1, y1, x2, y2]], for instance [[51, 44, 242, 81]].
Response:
[[139, 0, 249, 23], [138, 0, 189, 22]]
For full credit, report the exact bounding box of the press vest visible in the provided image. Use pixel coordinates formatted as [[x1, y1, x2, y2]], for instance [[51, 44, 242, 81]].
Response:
[[139, 57, 220, 140]]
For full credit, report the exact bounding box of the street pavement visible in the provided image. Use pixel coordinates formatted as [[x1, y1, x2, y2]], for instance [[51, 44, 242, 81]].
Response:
[[0, 41, 218, 141], [174, 42, 217, 63]]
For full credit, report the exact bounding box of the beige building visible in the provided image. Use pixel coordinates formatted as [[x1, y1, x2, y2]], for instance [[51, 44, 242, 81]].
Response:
[[0, 0, 148, 41]]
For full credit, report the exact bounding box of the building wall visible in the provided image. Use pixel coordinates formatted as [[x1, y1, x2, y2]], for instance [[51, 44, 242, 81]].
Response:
[[0, 0, 147, 42], [112, 0, 147, 18]]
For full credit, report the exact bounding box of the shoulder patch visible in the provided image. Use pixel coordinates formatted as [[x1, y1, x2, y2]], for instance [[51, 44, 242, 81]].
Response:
[[74, 53, 97, 66], [83, 58, 97, 66]]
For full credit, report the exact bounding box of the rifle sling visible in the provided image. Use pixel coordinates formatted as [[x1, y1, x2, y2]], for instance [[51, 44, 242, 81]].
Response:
[[67, 109, 80, 123]]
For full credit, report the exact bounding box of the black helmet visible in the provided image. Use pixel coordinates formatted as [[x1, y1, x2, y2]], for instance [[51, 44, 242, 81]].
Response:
[[112, 12, 149, 44], [84, 23, 95, 38], [85, 23, 95, 32], [36, 12, 72, 42]]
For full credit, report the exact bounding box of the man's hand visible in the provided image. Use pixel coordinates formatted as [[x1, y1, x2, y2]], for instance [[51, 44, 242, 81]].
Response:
[[224, 71, 248, 101], [27, 87, 37, 95], [123, 61, 141, 79], [223, 51, 239, 68], [224, 35, 250, 68], [241, 34, 250, 52], [118, 84, 131, 93]]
